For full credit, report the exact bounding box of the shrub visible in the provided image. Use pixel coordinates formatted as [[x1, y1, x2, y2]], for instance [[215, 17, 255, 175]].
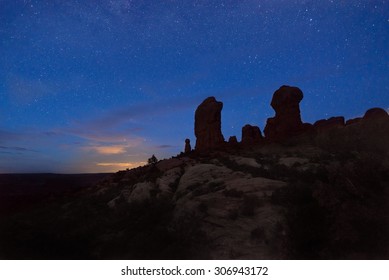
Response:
[[147, 154, 158, 165]]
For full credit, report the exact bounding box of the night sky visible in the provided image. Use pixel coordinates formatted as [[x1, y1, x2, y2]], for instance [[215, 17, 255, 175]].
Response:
[[1, 0, 388, 173]]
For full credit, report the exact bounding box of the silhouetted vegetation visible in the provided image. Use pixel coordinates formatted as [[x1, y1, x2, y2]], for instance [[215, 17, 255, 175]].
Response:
[[147, 154, 158, 165]]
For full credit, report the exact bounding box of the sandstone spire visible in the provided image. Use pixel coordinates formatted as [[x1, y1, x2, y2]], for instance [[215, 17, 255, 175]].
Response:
[[264, 85, 306, 140], [194, 97, 225, 151]]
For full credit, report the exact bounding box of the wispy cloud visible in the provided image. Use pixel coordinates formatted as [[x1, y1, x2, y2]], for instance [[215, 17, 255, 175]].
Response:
[[96, 161, 146, 168], [0, 146, 37, 152], [155, 144, 175, 149], [83, 145, 128, 155], [81, 98, 193, 129], [0, 129, 23, 143], [64, 127, 143, 143]]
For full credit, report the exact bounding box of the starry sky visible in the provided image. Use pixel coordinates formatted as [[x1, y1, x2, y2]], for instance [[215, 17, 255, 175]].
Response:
[[1, 0, 388, 173]]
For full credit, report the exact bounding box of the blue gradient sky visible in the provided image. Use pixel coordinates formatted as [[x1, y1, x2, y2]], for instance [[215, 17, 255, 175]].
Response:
[[1, 0, 388, 173]]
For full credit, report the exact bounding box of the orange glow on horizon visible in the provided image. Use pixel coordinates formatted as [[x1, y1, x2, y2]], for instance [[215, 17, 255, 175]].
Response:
[[96, 161, 147, 168], [82, 145, 130, 155]]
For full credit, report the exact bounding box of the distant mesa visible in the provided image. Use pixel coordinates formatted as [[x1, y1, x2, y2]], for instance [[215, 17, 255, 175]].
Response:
[[194, 96, 225, 151], [187, 85, 388, 153]]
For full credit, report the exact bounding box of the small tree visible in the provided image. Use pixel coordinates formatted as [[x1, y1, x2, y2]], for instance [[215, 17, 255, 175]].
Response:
[[147, 154, 158, 165]]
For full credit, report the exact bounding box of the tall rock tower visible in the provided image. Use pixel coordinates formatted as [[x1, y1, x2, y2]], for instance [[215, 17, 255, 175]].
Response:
[[194, 97, 225, 151], [264, 85, 306, 141]]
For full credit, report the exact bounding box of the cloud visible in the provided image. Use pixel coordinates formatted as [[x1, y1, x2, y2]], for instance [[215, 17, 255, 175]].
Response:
[[84, 145, 127, 155], [67, 131, 145, 157], [96, 161, 146, 168], [155, 145, 175, 149], [68, 129, 142, 144], [83, 98, 193, 129], [0, 145, 37, 153], [0, 129, 23, 143]]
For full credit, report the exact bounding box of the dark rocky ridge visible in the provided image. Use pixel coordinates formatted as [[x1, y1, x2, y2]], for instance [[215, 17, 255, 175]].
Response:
[[191, 85, 388, 151], [314, 117, 345, 132]]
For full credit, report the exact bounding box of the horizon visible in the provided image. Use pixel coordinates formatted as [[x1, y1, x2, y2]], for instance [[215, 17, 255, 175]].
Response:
[[1, 1, 388, 173]]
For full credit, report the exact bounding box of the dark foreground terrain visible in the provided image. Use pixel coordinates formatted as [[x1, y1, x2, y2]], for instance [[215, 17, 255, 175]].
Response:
[[0, 173, 112, 259], [0, 173, 111, 215], [1, 135, 388, 259]]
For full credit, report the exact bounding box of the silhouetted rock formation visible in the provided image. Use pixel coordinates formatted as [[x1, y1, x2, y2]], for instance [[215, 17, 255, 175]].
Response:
[[241, 124, 263, 145], [345, 108, 388, 126], [228, 136, 238, 146], [184, 139, 191, 153], [264, 85, 307, 141], [195, 97, 225, 151], [346, 117, 362, 126], [192, 88, 388, 151], [363, 107, 389, 120], [314, 116, 345, 132]]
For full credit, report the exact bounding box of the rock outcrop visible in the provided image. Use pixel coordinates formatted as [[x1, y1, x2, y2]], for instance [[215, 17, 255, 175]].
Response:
[[363, 107, 389, 120], [345, 108, 388, 126], [314, 116, 345, 132], [184, 138, 191, 153], [172, 163, 286, 259], [228, 136, 238, 146], [345, 117, 362, 126], [264, 85, 306, 141], [127, 181, 155, 203], [192, 88, 388, 148], [241, 124, 263, 145], [195, 97, 225, 151]]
